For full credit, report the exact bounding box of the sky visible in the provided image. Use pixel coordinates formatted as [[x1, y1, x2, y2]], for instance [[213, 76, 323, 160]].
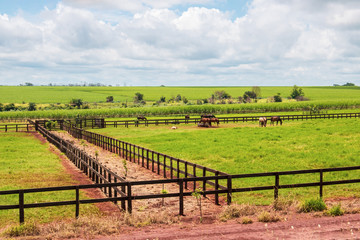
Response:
[[0, 0, 360, 86]]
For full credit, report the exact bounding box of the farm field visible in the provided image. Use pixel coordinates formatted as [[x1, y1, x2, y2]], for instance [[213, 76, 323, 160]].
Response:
[[0, 132, 98, 227], [1, 86, 360, 104], [91, 118, 360, 204]]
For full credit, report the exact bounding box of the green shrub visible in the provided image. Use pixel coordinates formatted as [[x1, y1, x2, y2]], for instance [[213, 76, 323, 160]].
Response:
[[327, 204, 344, 216], [300, 198, 327, 213]]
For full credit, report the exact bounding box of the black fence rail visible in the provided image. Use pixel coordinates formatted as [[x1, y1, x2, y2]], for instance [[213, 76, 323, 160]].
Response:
[[96, 112, 360, 128], [3, 165, 360, 224], [28, 120, 128, 210], [0, 123, 34, 132], [62, 121, 228, 202]]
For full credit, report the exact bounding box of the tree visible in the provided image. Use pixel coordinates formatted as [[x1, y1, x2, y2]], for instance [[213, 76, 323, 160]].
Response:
[[27, 102, 37, 111], [252, 86, 261, 98], [4, 103, 16, 111], [0, 103, 3, 112], [273, 93, 282, 102], [160, 96, 166, 102], [175, 94, 182, 102], [243, 91, 256, 101], [182, 97, 188, 104], [70, 99, 83, 108], [24, 82, 33, 86], [214, 90, 231, 100], [290, 85, 304, 99], [343, 82, 355, 86], [134, 92, 144, 103], [106, 96, 114, 102]]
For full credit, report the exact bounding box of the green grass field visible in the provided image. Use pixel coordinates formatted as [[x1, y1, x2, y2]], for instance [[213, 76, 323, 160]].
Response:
[[1, 86, 360, 104], [0, 133, 98, 227], [91, 118, 360, 204]]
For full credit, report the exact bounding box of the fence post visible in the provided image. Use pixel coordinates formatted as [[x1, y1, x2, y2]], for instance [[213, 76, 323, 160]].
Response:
[[319, 170, 323, 198], [202, 167, 206, 198], [193, 165, 196, 191], [19, 190, 24, 224], [75, 186, 80, 218], [179, 179, 184, 216], [227, 175, 232, 205], [163, 156, 167, 178], [127, 183, 132, 214], [274, 174, 279, 199], [185, 162, 188, 189], [215, 171, 219, 205], [157, 153, 160, 174]]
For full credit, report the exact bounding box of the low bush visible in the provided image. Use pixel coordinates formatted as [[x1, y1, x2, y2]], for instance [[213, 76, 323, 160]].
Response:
[[299, 198, 327, 213], [327, 204, 344, 216]]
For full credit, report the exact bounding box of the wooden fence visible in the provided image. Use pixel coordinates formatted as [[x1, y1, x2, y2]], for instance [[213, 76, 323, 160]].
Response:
[[63, 121, 228, 199], [3, 165, 360, 223], [96, 112, 360, 128], [28, 120, 128, 210], [0, 123, 33, 132]]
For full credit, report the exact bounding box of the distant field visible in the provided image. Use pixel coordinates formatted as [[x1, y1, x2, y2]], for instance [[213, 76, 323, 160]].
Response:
[[1, 86, 360, 104], [0, 133, 98, 227], [91, 118, 360, 204]]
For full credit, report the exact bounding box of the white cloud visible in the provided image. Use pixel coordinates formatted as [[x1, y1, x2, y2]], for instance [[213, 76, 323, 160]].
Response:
[[0, 0, 360, 86]]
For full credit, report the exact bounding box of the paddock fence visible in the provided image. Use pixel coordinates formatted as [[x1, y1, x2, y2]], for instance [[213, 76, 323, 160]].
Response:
[[0, 123, 34, 132], [77, 112, 360, 128], [27, 120, 128, 210], [3, 165, 360, 223], [62, 121, 228, 200]]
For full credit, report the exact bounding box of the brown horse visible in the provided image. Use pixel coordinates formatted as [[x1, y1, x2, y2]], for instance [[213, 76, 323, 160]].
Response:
[[259, 117, 267, 127], [210, 117, 220, 126], [270, 116, 282, 126], [198, 118, 211, 127], [137, 115, 147, 121]]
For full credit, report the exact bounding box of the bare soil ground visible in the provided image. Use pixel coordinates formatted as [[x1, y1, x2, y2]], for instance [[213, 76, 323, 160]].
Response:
[[22, 131, 360, 240]]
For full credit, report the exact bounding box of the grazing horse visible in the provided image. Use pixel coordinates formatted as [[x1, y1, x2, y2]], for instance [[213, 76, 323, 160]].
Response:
[[209, 117, 220, 126], [198, 118, 211, 127], [137, 115, 147, 121], [270, 116, 282, 126], [259, 117, 267, 127]]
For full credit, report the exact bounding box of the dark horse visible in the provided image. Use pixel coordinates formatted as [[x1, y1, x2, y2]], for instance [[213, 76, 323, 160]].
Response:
[[137, 115, 147, 121], [270, 116, 282, 126], [201, 114, 216, 119], [259, 117, 267, 127]]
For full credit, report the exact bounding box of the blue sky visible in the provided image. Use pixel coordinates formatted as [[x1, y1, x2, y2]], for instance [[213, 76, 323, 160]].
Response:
[[0, 0, 360, 86]]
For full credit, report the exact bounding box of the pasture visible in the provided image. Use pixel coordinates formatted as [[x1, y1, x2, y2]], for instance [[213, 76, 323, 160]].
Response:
[[1, 86, 360, 104], [91, 118, 360, 204], [0, 133, 98, 227]]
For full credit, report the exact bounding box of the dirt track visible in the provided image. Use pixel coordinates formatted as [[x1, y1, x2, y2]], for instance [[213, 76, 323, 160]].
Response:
[[95, 214, 360, 239]]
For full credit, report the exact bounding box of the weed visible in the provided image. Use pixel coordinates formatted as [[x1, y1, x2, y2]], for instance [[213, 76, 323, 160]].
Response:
[[122, 159, 128, 178], [4, 222, 40, 237], [326, 204, 344, 216], [219, 204, 257, 221], [192, 188, 203, 221], [272, 197, 296, 211], [241, 217, 253, 224], [160, 184, 168, 206], [299, 198, 327, 213], [257, 211, 281, 222]]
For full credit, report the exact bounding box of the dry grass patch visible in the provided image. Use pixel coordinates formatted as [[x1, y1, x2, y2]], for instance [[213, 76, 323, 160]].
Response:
[[257, 211, 281, 223], [219, 204, 257, 221], [1, 211, 179, 239]]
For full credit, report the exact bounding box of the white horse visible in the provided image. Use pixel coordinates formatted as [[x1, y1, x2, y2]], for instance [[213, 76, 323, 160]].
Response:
[[259, 117, 267, 127]]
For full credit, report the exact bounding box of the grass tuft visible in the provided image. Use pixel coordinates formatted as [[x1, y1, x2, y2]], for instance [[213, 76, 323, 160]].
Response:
[[326, 204, 344, 216], [257, 211, 281, 222], [219, 204, 257, 221], [299, 198, 327, 213], [4, 222, 40, 237]]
